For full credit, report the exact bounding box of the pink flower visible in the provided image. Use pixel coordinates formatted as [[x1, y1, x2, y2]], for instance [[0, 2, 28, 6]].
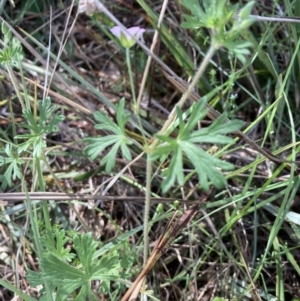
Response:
[[110, 26, 145, 48]]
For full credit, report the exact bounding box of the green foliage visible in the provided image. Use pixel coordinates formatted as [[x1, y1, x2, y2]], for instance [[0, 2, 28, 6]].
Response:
[[3, 1, 299, 300], [180, 0, 256, 63], [0, 144, 24, 189], [0, 98, 64, 189], [15, 97, 64, 158], [181, 0, 237, 30], [40, 229, 76, 262], [0, 22, 24, 66], [151, 100, 243, 192], [84, 98, 133, 172], [27, 231, 122, 301]]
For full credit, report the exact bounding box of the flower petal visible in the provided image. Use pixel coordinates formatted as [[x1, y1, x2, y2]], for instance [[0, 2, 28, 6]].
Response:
[[127, 27, 145, 39], [110, 26, 122, 39], [110, 26, 145, 48]]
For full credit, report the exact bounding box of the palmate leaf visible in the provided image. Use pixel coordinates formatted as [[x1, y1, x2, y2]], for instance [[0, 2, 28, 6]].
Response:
[[41, 229, 75, 262], [181, 0, 206, 21], [152, 101, 243, 192], [17, 135, 45, 158], [190, 113, 243, 143], [0, 144, 24, 188], [165, 147, 184, 192], [181, 14, 203, 30], [183, 142, 232, 190], [15, 97, 64, 158], [36, 233, 121, 300], [180, 0, 254, 63], [84, 98, 132, 173], [0, 25, 24, 66]]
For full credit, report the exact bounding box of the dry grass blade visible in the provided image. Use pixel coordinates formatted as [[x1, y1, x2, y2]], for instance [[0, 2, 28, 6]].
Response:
[[121, 192, 210, 301], [0, 17, 103, 113], [0, 192, 182, 204]]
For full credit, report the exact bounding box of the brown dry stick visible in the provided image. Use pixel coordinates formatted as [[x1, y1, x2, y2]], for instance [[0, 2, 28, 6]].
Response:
[[121, 203, 201, 301]]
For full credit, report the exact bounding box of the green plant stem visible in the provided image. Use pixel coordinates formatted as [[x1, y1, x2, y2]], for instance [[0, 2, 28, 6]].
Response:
[[32, 157, 54, 300], [126, 47, 137, 113], [142, 45, 217, 267], [18, 57, 31, 108], [143, 155, 152, 267], [126, 46, 152, 270], [126, 46, 151, 269], [125, 47, 148, 144], [150, 44, 217, 150], [23, 180, 54, 301], [35, 157, 52, 233], [5, 64, 25, 110], [8, 99, 17, 144]]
